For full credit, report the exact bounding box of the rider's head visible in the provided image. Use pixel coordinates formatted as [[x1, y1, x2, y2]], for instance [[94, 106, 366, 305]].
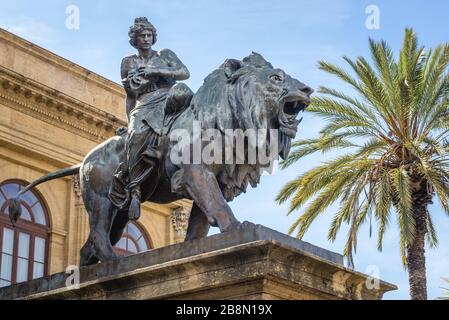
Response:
[[129, 17, 157, 49]]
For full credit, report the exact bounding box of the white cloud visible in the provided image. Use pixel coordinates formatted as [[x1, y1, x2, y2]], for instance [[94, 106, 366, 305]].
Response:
[[0, 17, 55, 45]]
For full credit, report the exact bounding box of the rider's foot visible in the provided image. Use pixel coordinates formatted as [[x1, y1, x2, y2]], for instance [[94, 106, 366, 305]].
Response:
[[128, 191, 141, 221]]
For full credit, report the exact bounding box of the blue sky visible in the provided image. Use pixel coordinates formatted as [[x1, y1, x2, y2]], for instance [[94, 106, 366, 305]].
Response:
[[1, 0, 448, 299]]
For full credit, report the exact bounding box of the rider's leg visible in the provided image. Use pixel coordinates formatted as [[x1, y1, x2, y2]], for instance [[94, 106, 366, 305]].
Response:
[[125, 116, 154, 221]]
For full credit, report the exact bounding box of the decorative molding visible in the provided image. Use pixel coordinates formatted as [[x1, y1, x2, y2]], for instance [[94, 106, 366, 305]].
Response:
[[0, 28, 124, 97], [0, 66, 126, 143], [72, 174, 82, 197], [169, 199, 193, 210], [72, 174, 84, 206], [171, 206, 191, 240], [49, 227, 68, 238], [0, 124, 85, 167]]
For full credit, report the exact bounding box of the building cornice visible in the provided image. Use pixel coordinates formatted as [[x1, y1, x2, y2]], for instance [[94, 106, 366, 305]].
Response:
[[0, 65, 126, 143], [0, 28, 124, 97]]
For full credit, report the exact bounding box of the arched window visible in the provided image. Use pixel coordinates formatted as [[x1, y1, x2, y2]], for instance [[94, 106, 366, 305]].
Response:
[[113, 222, 151, 256], [0, 181, 49, 288]]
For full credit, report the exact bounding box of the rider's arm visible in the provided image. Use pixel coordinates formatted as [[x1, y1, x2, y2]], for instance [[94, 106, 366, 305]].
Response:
[[142, 49, 190, 81], [121, 57, 138, 120], [121, 57, 133, 87]]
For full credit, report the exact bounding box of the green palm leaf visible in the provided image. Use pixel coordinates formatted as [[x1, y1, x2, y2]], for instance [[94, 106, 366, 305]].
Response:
[[277, 28, 449, 300], [441, 278, 449, 300]]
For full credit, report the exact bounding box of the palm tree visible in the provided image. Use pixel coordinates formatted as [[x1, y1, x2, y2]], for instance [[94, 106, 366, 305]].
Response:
[[441, 278, 449, 300], [276, 29, 449, 300]]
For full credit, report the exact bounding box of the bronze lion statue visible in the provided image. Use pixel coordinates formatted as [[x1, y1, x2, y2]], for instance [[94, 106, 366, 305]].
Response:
[[9, 53, 312, 266]]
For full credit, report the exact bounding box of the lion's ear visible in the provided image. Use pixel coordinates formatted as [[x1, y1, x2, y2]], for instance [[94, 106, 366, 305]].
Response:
[[222, 59, 243, 79], [243, 52, 273, 69]]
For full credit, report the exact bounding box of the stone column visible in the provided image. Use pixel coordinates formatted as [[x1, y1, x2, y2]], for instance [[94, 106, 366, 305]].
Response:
[[170, 207, 191, 243]]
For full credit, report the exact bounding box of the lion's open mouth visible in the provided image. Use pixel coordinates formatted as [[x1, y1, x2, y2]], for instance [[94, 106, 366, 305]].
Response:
[[281, 91, 310, 115], [283, 100, 307, 115], [278, 92, 310, 138]]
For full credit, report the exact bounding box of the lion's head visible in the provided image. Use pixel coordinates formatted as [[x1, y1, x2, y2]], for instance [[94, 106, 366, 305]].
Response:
[[188, 52, 313, 200], [192, 52, 312, 158]]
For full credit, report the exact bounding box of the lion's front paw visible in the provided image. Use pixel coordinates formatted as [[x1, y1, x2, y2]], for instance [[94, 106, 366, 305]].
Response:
[[221, 220, 242, 233], [221, 220, 258, 233], [239, 221, 257, 229]]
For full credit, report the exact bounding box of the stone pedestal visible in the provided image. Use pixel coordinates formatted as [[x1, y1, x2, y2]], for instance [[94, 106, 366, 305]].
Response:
[[0, 224, 396, 300]]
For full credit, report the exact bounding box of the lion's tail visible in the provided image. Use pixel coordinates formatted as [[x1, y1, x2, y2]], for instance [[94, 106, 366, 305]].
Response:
[[8, 164, 81, 226]]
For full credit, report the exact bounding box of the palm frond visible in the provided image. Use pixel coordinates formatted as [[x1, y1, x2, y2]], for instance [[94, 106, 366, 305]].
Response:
[[278, 28, 449, 271], [440, 278, 449, 300], [375, 170, 393, 251], [279, 134, 355, 169], [391, 167, 415, 244]]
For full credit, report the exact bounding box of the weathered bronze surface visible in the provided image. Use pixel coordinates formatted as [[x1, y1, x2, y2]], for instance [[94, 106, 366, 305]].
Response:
[[8, 17, 313, 266]]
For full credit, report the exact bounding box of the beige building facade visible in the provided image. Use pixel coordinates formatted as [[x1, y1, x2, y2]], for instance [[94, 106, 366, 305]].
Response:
[[0, 28, 191, 286]]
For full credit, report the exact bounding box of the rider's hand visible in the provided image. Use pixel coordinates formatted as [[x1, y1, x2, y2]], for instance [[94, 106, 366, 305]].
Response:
[[138, 66, 159, 78]]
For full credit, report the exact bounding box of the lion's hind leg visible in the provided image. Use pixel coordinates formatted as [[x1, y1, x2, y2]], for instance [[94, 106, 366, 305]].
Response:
[[80, 193, 117, 266], [109, 211, 129, 247], [80, 237, 99, 267]]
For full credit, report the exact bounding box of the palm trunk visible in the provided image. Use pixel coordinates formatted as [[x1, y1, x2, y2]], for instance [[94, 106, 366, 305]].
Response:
[[406, 199, 428, 300]]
